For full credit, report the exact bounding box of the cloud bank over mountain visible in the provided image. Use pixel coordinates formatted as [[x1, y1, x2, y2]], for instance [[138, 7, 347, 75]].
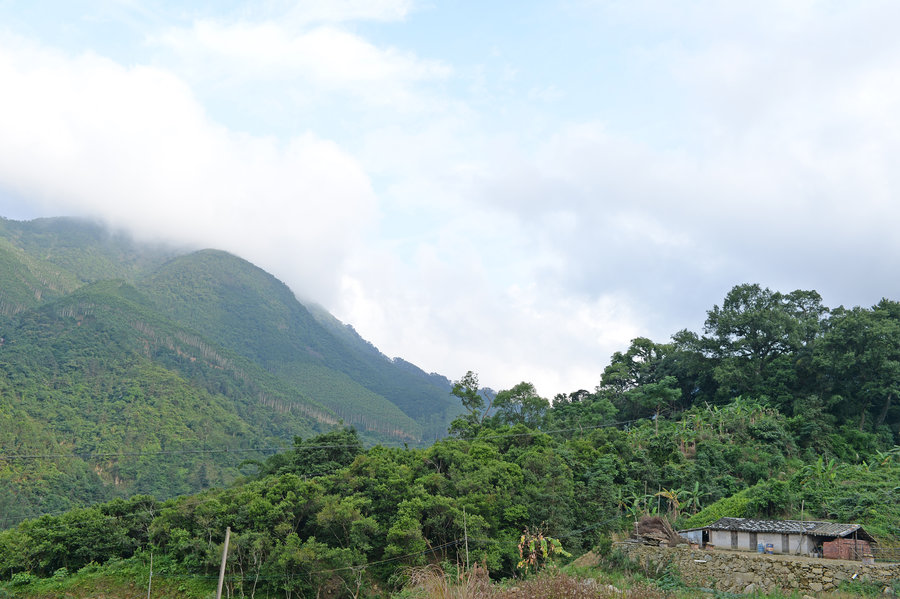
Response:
[[1, 1, 899, 395]]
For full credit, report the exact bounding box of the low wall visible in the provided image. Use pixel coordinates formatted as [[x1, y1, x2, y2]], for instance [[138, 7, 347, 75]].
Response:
[[618, 542, 900, 595]]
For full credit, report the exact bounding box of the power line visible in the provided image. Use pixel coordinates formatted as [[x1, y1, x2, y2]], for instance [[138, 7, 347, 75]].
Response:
[[0, 418, 640, 462], [0, 446, 283, 461]]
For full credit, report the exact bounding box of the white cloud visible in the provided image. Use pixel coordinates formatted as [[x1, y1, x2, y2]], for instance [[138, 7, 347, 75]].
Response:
[[336, 240, 642, 396], [0, 34, 376, 305], [151, 19, 450, 111], [5, 1, 900, 399], [277, 0, 415, 25]]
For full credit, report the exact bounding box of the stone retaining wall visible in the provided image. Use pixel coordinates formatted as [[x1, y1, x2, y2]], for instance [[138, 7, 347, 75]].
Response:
[[618, 542, 900, 595]]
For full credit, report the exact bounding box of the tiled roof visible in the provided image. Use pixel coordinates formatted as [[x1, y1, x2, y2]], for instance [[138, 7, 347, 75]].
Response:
[[703, 518, 875, 542], [707, 518, 817, 534], [809, 521, 874, 541]]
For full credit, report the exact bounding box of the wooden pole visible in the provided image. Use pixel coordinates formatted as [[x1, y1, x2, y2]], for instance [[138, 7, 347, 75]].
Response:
[[147, 552, 153, 599], [463, 508, 469, 570], [216, 527, 231, 599], [799, 500, 805, 555]]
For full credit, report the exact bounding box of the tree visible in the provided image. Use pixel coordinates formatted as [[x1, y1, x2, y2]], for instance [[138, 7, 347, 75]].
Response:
[[448, 371, 492, 437], [679, 482, 707, 515], [598, 337, 693, 420], [491, 382, 549, 427], [629, 376, 682, 435], [599, 338, 669, 398], [816, 300, 900, 434], [516, 527, 571, 575], [257, 428, 363, 479], [703, 284, 827, 410]]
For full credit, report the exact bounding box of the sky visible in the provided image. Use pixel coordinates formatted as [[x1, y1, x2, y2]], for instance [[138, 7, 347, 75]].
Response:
[[1, 1, 900, 397]]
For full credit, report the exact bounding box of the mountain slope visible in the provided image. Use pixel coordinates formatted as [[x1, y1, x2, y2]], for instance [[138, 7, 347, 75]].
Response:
[[0, 217, 178, 284], [0, 216, 460, 440], [0, 216, 463, 524], [0, 279, 333, 524], [139, 249, 460, 440]]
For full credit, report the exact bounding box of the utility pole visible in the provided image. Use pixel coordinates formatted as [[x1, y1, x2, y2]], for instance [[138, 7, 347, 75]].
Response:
[[147, 552, 153, 599], [463, 508, 469, 570], [216, 527, 231, 599]]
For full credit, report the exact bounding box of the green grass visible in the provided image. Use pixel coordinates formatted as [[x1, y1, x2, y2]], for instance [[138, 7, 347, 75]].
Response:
[[0, 554, 214, 599]]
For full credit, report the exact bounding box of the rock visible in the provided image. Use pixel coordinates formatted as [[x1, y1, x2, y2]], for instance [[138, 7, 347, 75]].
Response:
[[809, 582, 824, 592], [743, 583, 757, 594]]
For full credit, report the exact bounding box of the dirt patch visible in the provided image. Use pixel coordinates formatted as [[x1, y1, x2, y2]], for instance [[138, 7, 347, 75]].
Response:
[[570, 551, 600, 568]]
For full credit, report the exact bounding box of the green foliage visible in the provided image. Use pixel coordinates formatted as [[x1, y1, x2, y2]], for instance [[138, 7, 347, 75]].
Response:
[[140, 248, 461, 439], [447, 371, 492, 438], [255, 427, 364, 479], [516, 528, 571, 574], [703, 284, 826, 410], [4, 236, 900, 598], [0, 217, 471, 526], [680, 488, 752, 528], [490, 382, 549, 427]]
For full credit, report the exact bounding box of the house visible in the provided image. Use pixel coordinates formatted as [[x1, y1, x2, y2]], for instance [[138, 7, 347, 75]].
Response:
[[679, 517, 876, 559]]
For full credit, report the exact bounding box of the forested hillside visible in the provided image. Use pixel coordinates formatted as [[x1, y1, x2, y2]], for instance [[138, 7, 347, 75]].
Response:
[[1, 282, 899, 598], [0, 217, 461, 526], [137, 249, 458, 440]]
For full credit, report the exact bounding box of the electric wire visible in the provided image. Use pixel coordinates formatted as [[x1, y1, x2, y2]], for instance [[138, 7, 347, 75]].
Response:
[[0, 418, 642, 462]]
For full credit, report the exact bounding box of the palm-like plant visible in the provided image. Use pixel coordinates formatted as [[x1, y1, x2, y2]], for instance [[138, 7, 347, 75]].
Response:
[[654, 487, 682, 520], [679, 481, 708, 515]]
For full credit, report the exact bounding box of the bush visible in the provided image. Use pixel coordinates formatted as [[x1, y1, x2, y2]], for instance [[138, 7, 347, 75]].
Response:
[[9, 571, 36, 586], [681, 488, 751, 528]]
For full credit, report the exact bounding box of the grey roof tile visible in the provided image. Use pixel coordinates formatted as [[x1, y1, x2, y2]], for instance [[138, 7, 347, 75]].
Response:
[[704, 518, 875, 541]]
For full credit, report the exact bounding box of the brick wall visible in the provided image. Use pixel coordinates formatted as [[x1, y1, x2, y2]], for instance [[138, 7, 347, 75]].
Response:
[[822, 538, 871, 561]]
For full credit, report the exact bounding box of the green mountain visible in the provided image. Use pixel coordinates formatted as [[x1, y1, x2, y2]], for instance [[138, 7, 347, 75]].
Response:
[[0, 216, 461, 526], [137, 249, 458, 441], [2, 280, 900, 598]]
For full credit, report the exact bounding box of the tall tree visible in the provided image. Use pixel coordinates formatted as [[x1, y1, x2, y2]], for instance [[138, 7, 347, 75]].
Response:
[[447, 371, 492, 437], [816, 300, 900, 434], [491, 382, 549, 427], [703, 284, 827, 410], [598, 337, 684, 419]]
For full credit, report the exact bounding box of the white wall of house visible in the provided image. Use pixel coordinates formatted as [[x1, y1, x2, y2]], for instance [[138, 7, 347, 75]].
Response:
[[710, 530, 735, 548], [708, 530, 816, 555]]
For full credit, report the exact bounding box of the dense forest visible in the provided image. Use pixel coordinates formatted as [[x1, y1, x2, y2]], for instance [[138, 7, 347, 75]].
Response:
[[1, 282, 899, 598], [0, 217, 462, 525]]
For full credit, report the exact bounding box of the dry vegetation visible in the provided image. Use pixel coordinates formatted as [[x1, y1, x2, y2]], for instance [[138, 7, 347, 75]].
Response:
[[400, 565, 670, 599]]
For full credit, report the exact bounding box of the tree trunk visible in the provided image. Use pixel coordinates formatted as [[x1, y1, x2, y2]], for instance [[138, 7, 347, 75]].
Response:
[[876, 393, 893, 427]]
